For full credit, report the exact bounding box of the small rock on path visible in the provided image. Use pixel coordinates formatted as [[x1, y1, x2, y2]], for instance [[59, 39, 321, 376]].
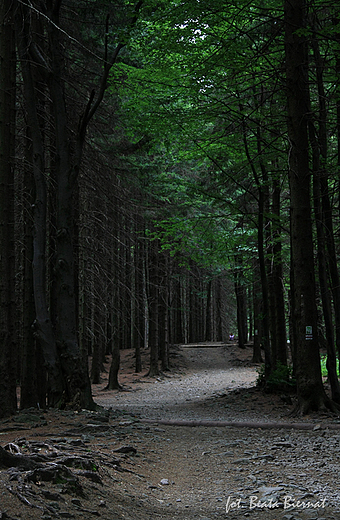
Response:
[[94, 344, 340, 519]]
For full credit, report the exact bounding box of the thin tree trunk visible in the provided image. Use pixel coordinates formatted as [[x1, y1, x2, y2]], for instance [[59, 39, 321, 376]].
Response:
[[159, 252, 169, 371], [133, 230, 144, 373], [215, 277, 223, 342], [147, 239, 160, 376], [252, 276, 263, 364], [271, 175, 287, 367], [205, 280, 212, 342], [173, 275, 184, 344], [234, 267, 246, 349], [241, 113, 271, 373], [188, 264, 196, 343]]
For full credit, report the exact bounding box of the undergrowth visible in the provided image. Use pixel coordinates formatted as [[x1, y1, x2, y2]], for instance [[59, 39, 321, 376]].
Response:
[[256, 362, 296, 393], [320, 355, 340, 378], [257, 356, 339, 391]]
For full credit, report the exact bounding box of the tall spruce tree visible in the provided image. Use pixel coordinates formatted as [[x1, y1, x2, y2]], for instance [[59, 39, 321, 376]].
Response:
[[0, 0, 18, 417], [15, 0, 143, 409], [284, 0, 336, 413]]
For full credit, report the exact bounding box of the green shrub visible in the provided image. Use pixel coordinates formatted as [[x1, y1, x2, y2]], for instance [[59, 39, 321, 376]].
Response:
[[256, 362, 296, 392]]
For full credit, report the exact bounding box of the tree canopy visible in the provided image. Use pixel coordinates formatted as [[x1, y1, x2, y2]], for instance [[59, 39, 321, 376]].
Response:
[[1, 0, 340, 416]]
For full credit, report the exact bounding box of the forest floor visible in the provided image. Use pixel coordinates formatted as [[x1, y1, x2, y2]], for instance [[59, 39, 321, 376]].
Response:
[[1, 342, 340, 520]]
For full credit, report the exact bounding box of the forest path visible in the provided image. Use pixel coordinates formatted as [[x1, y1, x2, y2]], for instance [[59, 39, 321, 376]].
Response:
[[93, 342, 258, 421], [91, 344, 339, 520], [1, 344, 338, 520]]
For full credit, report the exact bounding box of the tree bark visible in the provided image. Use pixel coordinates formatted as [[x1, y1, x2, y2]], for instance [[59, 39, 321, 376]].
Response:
[[20, 128, 41, 409], [147, 238, 160, 376], [284, 0, 335, 413], [0, 0, 18, 416], [44, 2, 95, 410], [20, 11, 47, 409], [252, 270, 263, 363], [107, 344, 121, 390], [241, 111, 270, 372], [312, 158, 340, 403], [205, 280, 212, 341], [16, 4, 66, 407], [173, 273, 184, 344], [311, 26, 340, 377], [159, 252, 169, 371], [234, 282, 246, 349], [270, 175, 287, 367], [133, 228, 144, 373], [234, 260, 247, 349], [309, 26, 340, 403]]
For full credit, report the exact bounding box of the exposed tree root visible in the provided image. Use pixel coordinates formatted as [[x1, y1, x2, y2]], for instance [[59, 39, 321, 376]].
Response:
[[290, 392, 340, 417], [0, 447, 39, 471], [140, 418, 340, 430]]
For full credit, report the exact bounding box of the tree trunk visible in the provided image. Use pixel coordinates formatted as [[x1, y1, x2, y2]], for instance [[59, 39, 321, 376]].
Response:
[[252, 273, 263, 364], [241, 112, 270, 373], [46, 2, 95, 410], [234, 269, 246, 349], [311, 26, 340, 377], [173, 275, 184, 344], [270, 175, 287, 367], [20, 12, 47, 409], [133, 229, 144, 373], [214, 277, 223, 342], [334, 13, 340, 224], [258, 178, 271, 376], [16, 2, 68, 407], [247, 284, 253, 345], [159, 252, 169, 371], [313, 159, 340, 403], [205, 280, 212, 341], [188, 262, 199, 343], [147, 238, 160, 376], [20, 127, 41, 409], [107, 344, 121, 390], [309, 27, 340, 403], [284, 0, 335, 413], [0, 0, 17, 416]]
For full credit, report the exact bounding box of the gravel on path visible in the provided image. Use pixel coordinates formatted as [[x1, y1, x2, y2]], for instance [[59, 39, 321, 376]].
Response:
[[93, 344, 340, 520]]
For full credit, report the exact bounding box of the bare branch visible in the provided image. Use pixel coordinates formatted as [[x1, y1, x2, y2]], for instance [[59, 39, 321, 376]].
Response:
[[17, 0, 106, 62]]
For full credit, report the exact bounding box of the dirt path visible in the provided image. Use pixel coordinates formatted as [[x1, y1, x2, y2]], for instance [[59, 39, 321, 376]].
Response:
[[91, 343, 340, 520], [94, 343, 258, 421], [1, 343, 339, 520]]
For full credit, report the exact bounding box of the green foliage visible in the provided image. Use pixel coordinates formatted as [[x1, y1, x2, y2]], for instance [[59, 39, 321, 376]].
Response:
[[106, 0, 291, 278], [256, 362, 296, 392], [320, 355, 340, 378]]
